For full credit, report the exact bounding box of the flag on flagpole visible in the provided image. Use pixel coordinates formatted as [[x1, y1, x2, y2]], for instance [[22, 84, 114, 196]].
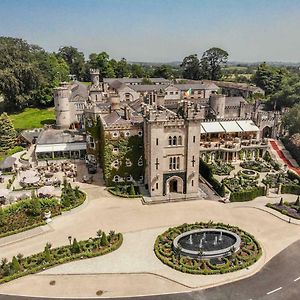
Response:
[[184, 88, 192, 97]]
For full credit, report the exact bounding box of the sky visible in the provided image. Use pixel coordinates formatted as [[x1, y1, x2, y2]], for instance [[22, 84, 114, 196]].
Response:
[[0, 0, 300, 63]]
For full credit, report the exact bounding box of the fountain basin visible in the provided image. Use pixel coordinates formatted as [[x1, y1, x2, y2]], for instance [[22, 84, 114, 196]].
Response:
[[173, 228, 241, 259], [240, 169, 258, 179]]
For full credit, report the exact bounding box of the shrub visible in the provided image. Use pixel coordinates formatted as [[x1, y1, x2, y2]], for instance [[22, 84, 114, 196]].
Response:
[[101, 232, 108, 247], [71, 239, 80, 254], [230, 186, 266, 202]]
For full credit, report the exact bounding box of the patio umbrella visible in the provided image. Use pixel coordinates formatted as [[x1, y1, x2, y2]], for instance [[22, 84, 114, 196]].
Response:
[[38, 186, 55, 195], [0, 188, 10, 198]]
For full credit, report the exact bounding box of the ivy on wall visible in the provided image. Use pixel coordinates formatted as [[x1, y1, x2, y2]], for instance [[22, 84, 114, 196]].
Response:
[[103, 134, 144, 186]]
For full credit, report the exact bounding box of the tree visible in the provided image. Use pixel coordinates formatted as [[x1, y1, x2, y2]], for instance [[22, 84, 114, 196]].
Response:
[[88, 52, 115, 79], [283, 104, 300, 135], [153, 64, 174, 79], [11, 256, 21, 272], [0, 37, 70, 109], [0, 113, 17, 151], [295, 196, 300, 206], [115, 58, 130, 78], [252, 63, 285, 96], [57, 46, 85, 80], [129, 184, 136, 196], [28, 197, 41, 216], [44, 245, 51, 262], [180, 54, 201, 80], [200, 47, 229, 80], [71, 238, 81, 253], [100, 232, 108, 247], [130, 64, 146, 78]]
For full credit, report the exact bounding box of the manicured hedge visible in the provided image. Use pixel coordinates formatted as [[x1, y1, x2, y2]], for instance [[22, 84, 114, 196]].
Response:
[[230, 186, 266, 202], [199, 159, 225, 197], [154, 222, 262, 275], [281, 184, 300, 195], [0, 232, 123, 284]]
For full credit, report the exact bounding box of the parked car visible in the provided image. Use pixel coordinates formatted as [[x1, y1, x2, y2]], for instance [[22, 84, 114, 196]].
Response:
[[87, 164, 97, 174]]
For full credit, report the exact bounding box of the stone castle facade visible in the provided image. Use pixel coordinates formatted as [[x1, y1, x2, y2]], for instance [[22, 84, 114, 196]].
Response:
[[52, 69, 283, 199]]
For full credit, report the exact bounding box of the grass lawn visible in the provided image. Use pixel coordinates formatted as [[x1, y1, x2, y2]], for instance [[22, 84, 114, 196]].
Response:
[[9, 108, 55, 130]]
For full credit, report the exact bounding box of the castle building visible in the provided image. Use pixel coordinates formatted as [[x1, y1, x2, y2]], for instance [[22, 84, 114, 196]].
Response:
[[49, 69, 283, 200]]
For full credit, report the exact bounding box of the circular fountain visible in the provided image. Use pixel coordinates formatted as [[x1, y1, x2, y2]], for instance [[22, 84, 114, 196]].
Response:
[[173, 228, 241, 258], [240, 169, 258, 179]]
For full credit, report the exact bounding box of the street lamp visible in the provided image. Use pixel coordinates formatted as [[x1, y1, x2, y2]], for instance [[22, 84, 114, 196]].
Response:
[[68, 235, 72, 245]]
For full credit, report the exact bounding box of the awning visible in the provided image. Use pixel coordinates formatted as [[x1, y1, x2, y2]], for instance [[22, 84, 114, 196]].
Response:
[[219, 121, 243, 133], [236, 120, 260, 132], [201, 122, 225, 133], [36, 143, 86, 153]]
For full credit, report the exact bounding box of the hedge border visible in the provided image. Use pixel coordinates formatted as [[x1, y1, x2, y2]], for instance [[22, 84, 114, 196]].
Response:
[[154, 222, 262, 275], [0, 233, 123, 284]]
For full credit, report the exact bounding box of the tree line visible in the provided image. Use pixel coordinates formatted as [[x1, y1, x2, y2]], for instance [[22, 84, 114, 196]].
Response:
[[0, 36, 231, 111]]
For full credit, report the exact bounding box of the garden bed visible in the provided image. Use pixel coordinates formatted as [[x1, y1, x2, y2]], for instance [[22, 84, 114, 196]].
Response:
[[240, 160, 271, 172], [0, 184, 86, 238], [0, 231, 123, 284], [266, 198, 300, 220], [154, 222, 262, 275], [210, 161, 234, 176]]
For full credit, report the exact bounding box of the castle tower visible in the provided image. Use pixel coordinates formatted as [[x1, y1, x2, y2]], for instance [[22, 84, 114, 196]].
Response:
[[54, 83, 71, 129], [209, 94, 226, 119], [90, 69, 100, 86]]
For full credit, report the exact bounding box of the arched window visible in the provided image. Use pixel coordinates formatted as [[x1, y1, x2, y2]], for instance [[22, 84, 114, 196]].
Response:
[[173, 136, 177, 146], [178, 136, 182, 145], [168, 136, 172, 146]]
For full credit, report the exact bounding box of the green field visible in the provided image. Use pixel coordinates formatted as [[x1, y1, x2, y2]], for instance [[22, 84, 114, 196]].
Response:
[[9, 108, 55, 130]]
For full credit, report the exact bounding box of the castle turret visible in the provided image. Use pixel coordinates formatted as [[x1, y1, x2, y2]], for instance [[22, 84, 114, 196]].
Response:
[[54, 83, 71, 129], [209, 93, 225, 119], [90, 69, 100, 86]]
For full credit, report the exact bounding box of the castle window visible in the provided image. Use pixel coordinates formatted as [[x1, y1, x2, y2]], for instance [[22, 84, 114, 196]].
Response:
[[124, 131, 130, 137], [156, 138, 158, 146], [178, 136, 182, 145], [172, 157, 176, 169], [138, 157, 143, 166], [139, 175, 144, 182], [192, 155, 195, 167], [155, 158, 159, 170], [95, 95, 98, 101], [113, 147, 119, 153], [168, 136, 172, 146], [112, 132, 119, 138], [192, 180, 194, 187], [113, 160, 119, 168], [169, 156, 180, 170], [193, 136, 196, 143], [113, 175, 120, 182], [173, 136, 177, 146], [126, 159, 132, 167], [138, 131, 143, 137], [156, 182, 159, 189], [126, 175, 133, 182]]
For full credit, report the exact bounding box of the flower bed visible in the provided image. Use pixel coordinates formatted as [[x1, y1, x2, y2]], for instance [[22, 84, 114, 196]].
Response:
[[210, 161, 234, 176], [154, 222, 262, 275], [240, 160, 271, 172], [0, 184, 86, 238], [266, 198, 300, 219], [0, 231, 123, 284]]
